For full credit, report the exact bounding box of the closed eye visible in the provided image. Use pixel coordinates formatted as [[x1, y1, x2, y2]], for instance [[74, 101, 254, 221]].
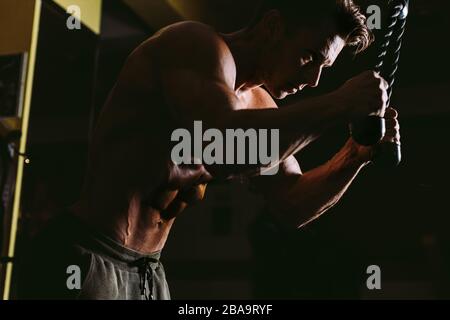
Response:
[[300, 56, 313, 66], [306, 50, 320, 63], [306, 49, 332, 68]]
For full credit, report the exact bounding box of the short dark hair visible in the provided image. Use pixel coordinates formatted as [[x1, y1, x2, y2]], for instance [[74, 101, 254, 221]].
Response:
[[248, 0, 373, 53]]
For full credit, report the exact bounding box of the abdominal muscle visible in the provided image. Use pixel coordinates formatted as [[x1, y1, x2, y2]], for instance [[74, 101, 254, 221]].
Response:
[[121, 180, 209, 253]]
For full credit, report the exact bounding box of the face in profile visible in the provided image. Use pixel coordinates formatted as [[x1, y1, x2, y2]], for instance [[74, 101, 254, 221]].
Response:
[[258, 12, 346, 99]]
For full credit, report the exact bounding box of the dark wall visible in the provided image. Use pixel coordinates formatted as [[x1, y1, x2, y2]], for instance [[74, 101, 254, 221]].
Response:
[[21, 0, 98, 234]]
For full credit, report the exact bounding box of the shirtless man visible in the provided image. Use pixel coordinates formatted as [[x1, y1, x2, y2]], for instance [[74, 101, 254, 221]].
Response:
[[18, 0, 400, 300]]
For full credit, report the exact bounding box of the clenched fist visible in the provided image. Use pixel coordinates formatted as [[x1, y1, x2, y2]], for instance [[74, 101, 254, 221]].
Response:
[[333, 70, 389, 119], [350, 107, 401, 162]]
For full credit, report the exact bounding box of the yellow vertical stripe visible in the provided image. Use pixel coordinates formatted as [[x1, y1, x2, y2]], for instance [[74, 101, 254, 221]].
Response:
[[2, 0, 42, 300]]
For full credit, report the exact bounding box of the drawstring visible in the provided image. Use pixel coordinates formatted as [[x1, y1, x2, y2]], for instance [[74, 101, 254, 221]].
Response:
[[133, 257, 159, 300]]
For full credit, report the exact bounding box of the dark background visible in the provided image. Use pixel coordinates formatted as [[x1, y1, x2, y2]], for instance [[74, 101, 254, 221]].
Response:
[[11, 0, 450, 299]]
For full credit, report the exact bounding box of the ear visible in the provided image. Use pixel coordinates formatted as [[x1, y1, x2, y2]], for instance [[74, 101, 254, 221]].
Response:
[[261, 10, 285, 44]]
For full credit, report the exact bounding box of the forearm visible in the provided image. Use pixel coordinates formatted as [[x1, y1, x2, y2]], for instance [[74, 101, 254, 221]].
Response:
[[206, 93, 351, 178], [276, 138, 371, 229], [224, 92, 349, 154]]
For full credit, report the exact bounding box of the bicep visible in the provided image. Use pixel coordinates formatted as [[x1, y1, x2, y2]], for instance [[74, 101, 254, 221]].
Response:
[[161, 68, 243, 128]]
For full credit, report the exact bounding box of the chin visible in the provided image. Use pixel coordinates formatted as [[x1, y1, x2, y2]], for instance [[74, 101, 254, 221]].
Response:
[[267, 86, 287, 100], [275, 91, 288, 100]]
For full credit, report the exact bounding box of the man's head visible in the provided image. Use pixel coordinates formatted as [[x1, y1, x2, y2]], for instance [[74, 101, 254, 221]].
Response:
[[249, 0, 373, 99]]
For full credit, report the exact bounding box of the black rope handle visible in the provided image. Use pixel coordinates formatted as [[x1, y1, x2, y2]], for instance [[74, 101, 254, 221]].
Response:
[[350, 0, 409, 167], [375, 0, 409, 103]]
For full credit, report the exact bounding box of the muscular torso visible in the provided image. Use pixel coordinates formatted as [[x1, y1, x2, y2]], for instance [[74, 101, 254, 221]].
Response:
[[73, 22, 278, 253]]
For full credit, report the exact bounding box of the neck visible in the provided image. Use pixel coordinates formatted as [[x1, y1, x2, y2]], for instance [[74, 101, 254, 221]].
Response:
[[219, 28, 265, 93]]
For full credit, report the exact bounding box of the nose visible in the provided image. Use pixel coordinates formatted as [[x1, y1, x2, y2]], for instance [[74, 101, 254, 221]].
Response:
[[306, 65, 323, 88]]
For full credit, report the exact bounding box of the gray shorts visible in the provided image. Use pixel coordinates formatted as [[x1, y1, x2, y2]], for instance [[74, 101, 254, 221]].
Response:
[[17, 211, 171, 300]]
